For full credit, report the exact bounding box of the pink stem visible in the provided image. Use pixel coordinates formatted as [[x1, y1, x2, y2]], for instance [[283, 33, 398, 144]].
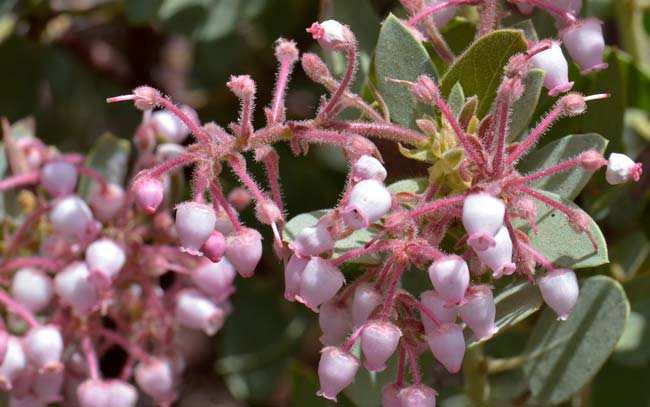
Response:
[[507, 103, 564, 165], [332, 241, 394, 266], [106, 94, 137, 103], [403, 294, 441, 328], [77, 167, 109, 192], [408, 195, 465, 219], [514, 0, 577, 24], [249, 125, 290, 146], [239, 97, 254, 146], [156, 98, 210, 145], [296, 129, 348, 145], [407, 0, 481, 27], [330, 121, 427, 146], [271, 55, 294, 124], [381, 263, 406, 322], [81, 334, 100, 380], [519, 186, 572, 217], [406, 345, 422, 384], [149, 154, 196, 178], [374, 261, 394, 289], [261, 151, 284, 213], [209, 180, 243, 232], [492, 95, 511, 176], [192, 164, 210, 203], [0, 289, 39, 327], [0, 256, 62, 273], [0, 171, 39, 192], [342, 325, 365, 352], [227, 156, 266, 203], [519, 241, 555, 272], [98, 329, 152, 363], [321, 47, 356, 120], [509, 156, 581, 186]]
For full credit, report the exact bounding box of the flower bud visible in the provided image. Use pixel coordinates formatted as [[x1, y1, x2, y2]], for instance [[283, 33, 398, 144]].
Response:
[[458, 285, 498, 341], [426, 323, 465, 373], [319, 301, 352, 346], [175, 201, 217, 256], [476, 226, 516, 279], [351, 282, 383, 326], [135, 358, 177, 405], [201, 231, 226, 263], [345, 135, 377, 160], [275, 38, 299, 64], [428, 256, 470, 304], [227, 75, 256, 100], [301, 53, 331, 84], [529, 40, 574, 96], [351, 155, 387, 182], [580, 149, 607, 171], [33, 368, 64, 402], [23, 326, 63, 373], [88, 183, 125, 222], [151, 109, 191, 144], [77, 379, 110, 407], [420, 290, 457, 333], [54, 262, 98, 313], [133, 177, 164, 214], [227, 187, 252, 211], [255, 199, 282, 225], [0, 336, 26, 391], [307, 20, 354, 51], [50, 195, 94, 238], [11, 268, 53, 313], [360, 321, 402, 372], [413, 75, 439, 104], [289, 222, 334, 258], [462, 192, 505, 251], [606, 152, 643, 185], [225, 227, 263, 278], [106, 380, 138, 407], [85, 239, 126, 288], [297, 258, 345, 312], [398, 384, 438, 407], [538, 268, 579, 321], [316, 347, 360, 401], [132, 86, 161, 111], [40, 161, 78, 197], [562, 19, 607, 74], [191, 257, 236, 301], [342, 179, 392, 230], [381, 383, 403, 407], [175, 289, 225, 335]]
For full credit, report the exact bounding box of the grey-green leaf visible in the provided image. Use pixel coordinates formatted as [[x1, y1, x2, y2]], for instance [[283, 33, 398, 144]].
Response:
[[523, 276, 629, 404], [78, 133, 131, 197], [440, 29, 528, 118], [509, 68, 545, 139], [517, 133, 608, 200], [376, 14, 438, 128], [448, 82, 465, 118]]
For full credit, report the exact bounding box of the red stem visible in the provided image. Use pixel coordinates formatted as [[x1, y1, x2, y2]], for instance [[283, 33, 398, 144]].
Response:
[[381, 263, 406, 322], [507, 103, 564, 165], [227, 156, 266, 203], [209, 180, 243, 232], [0, 171, 39, 192], [408, 195, 465, 219], [81, 334, 100, 380], [156, 98, 210, 145], [509, 156, 582, 186], [330, 121, 427, 146], [77, 166, 109, 192]]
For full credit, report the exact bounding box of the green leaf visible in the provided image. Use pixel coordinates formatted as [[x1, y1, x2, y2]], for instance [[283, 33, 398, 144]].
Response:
[[517, 133, 608, 200], [523, 276, 629, 404], [77, 133, 131, 197], [514, 190, 608, 269], [290, 363, 359, 407], [448, 82, 465, 118], [387, 177, 429, 195], [440, 29, 527, 118], [613, 274, 650, 366], [375, 14, 438, 128], [510, 19, 539, 43], [508, 68, 545, 139]]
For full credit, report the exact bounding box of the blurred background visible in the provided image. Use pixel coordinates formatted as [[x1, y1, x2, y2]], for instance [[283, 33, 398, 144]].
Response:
[[1, 0, 650, 406]]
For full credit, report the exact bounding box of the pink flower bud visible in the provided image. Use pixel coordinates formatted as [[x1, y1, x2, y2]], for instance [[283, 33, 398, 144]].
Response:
[[40, 161, 78, 197], [191, 257, 236, 301], [133, 177, 164, 214], [255, 199, 282, 225], [284, 255, 308, 301], [342, 179, 392, 230], [201, 231, 226, 263], [132, 86, 161, 111], [345, 135, 377, 160], [227, 187, 252, 211], [135, 358, 177, 404], [77, 379, 110, 407], [23, 326, 63, 373], [580, 149, 607, 171], [307, 20, 354, 51], [606, 152, 643, 185], [426, 323, 465, 373], [225, 227, 263, 278], [316, 347, 360, 401], [458, 285, 498, 341], [561, 19, 607, 74], [398, 384, 438, 407], [381, 383, 403, 407], [88, 183, 125, 222], [351, 282, 383, 326], [475, 226, 516, 279], [50, 195, 94, 238], [0, 337, 26, 391], [175, 289, 225, 335], [420, 290, 457, 333], [462, 193, 505, 251], [319, 301, 352, 346], [297, 258, 345, 312], [428, 256, 470, 305], [275, 38, 299, 64], [151, 109, 191, 144], [289, 222, 334, 258], [360, 321, 402, 372], [351, 155, 387, 182], [11, 268, 53, 313], [54, 262, 98, 313], [227, 75, 256, 99], [301, 53, 331, 83], [538, 268, 579, 320], [85, 239, 126, 288], [33, 368, 63, 402], [413, 75, 439, 104], [107, 380, 138, 406], [529, 40, 574, 96], [175, 201, 217, 256]]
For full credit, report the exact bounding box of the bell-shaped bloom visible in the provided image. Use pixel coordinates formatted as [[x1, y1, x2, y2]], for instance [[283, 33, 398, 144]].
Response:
[[191, 258, 236, 301], [381, 383, 403, 407], [77, 379, 138, 407], [0, 336, 26, 391], [225, 227, 263, 278], [420, 290, 457, 333], [11, 268, 53, 313], [289, 222, 334, 258], [50, 195, 94, 238], [351, 282, 383, 326], [360, 321, 402, 372], [32, 368, 64, 402], [23, 325, 63, 373], [605, 152, 643, 185], [54, 262, 98, 314], [85, 239, 126, 288], [175, 202, 217, 256], [342, 179, 392, 230], [297, 258, 345, 312], [561, 19, 607, 74], [458, 285, 498, 341], [351, 155, 387, 182], [135, 358, 178, 405], [538, 268, 579, 321], [88, 183, 125, 222], [317, 347, 360, 401], [462, 193, 505, 251], [41, 161, 78, 197], [133, 177, 164, 214], [428, 256, 470, 305], [319, 301, 352, 346], [426, 323, 465, 373], [308, 20, 353, 51], [151, 109, 191, 144], [476, 226, 516, 279], [529, 40, 574, 96], [398, 384, 438, 407], [175, 289, 226, 335], [201, 231, 226, 263], [284, 255, 308, 301]]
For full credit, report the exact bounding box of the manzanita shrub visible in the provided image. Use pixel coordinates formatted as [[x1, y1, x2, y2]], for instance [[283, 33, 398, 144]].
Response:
[[0, 0, 645, 406]]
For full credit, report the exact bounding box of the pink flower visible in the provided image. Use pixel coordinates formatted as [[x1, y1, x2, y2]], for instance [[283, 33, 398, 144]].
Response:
[[538, 268, 579, 320], [317, 347, 360, 401]]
